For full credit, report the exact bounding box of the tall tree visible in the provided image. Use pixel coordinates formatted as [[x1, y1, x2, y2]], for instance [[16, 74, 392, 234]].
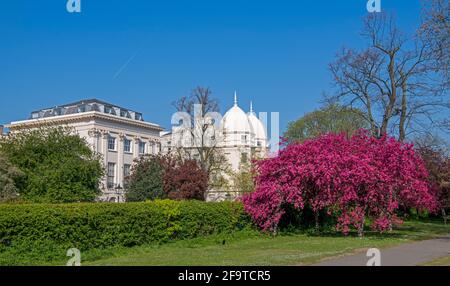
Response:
[[284, 104, 368, 143], [0, 126, 104, 203], [329, 11, 449, 141]]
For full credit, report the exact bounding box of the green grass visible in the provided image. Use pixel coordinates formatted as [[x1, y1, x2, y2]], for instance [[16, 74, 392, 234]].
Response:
[[0, 221, 450, 266], [422, 255, 450, 266], [1, 219, 448, 266]]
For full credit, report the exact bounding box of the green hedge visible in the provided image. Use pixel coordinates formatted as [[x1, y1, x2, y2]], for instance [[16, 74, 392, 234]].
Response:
[[0, 200, 252, 251]]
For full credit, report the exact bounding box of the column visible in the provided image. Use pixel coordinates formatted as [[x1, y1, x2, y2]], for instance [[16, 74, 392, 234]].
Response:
[[133, 136, 140, 159], [117, 133, 125, 189], [101, 130, 109, 193]]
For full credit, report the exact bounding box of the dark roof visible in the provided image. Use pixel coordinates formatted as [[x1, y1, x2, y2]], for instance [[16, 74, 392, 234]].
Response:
[[31, 98, 142, 114]]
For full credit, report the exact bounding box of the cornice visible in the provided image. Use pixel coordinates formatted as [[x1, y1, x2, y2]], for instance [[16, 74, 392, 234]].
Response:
[[6, 111, 164, 132]]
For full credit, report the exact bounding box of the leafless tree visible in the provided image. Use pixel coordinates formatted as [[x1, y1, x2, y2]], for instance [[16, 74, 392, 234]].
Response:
[[171, 87, 231, 188], [329, 11, 449, 142]]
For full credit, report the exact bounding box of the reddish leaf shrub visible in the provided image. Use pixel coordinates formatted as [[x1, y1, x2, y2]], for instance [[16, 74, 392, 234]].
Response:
[[126, 155, 209, 201], [164, 159, 209, 201], [243, 131, 438, 235]]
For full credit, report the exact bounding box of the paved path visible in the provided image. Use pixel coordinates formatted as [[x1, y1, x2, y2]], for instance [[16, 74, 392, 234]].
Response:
[[314, 235, 450, 266]]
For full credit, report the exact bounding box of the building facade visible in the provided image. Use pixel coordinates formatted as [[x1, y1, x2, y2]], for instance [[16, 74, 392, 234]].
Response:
[[5, 99, 163, 202]]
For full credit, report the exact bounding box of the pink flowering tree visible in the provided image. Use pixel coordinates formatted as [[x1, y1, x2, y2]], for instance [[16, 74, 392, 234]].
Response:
[[243, 131, 437, 236]]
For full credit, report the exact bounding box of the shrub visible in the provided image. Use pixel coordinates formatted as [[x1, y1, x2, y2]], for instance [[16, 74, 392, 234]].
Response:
[[125, 155, 166, 202], [0, 200, 251, 252], [125, 155, 209, 201], [0, 153, 24, 202], [164, 159, 209, 200]]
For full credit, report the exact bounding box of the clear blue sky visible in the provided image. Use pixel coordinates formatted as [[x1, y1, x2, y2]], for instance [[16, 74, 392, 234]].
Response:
[[0, 0, 422, 132]]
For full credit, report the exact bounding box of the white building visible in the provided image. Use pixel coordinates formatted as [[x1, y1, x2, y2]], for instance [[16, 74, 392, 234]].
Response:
[[5, 99, 163, 202], [161, 92, 269, 201]]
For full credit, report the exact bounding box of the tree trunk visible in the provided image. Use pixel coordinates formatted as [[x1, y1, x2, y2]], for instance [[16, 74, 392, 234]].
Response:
[[380, 54, 397, 137], [314, 211, 320, 233], [442, 208, 447, 225], [358, 215, 366, 238], [398, 73, 408, 142]]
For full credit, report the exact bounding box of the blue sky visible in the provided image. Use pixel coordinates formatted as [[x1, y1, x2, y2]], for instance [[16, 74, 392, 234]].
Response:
[[0, 0, 423, 132]]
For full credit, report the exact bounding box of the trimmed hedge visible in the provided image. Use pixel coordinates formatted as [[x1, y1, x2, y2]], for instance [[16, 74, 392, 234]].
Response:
[[0, 200, 252, 251]]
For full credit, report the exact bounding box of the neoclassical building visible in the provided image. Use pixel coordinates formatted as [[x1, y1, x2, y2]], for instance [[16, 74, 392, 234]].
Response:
[[5, 99, 163, 202]]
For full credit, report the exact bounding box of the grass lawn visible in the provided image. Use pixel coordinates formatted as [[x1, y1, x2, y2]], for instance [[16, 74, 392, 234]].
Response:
[[1, 219, 448, 266], [81, 220, 449, 266], [422, 255, 450, 266]]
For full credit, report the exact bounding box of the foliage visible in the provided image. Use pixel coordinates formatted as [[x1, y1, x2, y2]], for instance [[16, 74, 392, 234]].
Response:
[[125, 155, 166, 202], [125, 155, 208, 201], [232, 161, 255, 195], [163, 158, 209, 200], [0, 153, 24, 202], [243, 131, 438, 236], [0, 200, 251, 255], [0, 126, 104, 203], [416, 145, 450, 223], [284, 104, 368, 143]]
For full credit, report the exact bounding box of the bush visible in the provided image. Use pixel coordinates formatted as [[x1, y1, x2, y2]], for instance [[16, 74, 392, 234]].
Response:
[[0, 200, 251, 253], [125, 155, 165, 202], [125, 155, 209, 201], [0, 153, 24, 203]]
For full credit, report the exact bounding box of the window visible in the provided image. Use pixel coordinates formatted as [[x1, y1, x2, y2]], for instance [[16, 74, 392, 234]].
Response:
[[124, 139, 132, 153], [108, 137, 116, 151], [107, 163, 115, 189], [120, 109, 131, 118], [241, 135, 248, 144], [135, 113, 143, 121], [123, 164, 131, 189], [78, 105, 86, 113], [123, 164, 131, 178], [104, 106, 116, 115], [257, 140, 262, 147], [139, 142, 146, 154]]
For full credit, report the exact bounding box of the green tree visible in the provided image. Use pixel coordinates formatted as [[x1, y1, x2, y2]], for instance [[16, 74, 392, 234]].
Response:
[[0, 153, 24, 202], [232, 161, 255, 195], [284, 104, 368, 143], [125, 155, 166, 202], [0, 126, 104, 203]]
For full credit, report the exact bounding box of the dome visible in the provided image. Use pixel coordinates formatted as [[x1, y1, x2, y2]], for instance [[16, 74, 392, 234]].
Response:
[[221, 92, 253, 135], [247, 102, 267, 142]]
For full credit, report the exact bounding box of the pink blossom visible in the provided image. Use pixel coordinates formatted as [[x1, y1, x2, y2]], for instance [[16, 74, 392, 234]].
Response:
[[243, 131, 438, 235]]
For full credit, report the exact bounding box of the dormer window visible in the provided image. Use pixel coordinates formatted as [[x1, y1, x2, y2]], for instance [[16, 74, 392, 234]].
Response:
[[54, 108, 64, 116], [120, 109, 131, 118], [78, 105, 86, 113], [104, 106, 116, 115], [135, 113, 143, 121]]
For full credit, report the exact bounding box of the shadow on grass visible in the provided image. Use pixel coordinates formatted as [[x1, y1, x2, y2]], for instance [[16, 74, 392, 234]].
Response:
[[279, 218, 449, 240]]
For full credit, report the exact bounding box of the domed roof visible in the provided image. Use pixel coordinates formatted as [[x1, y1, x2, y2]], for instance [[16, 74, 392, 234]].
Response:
[[221, 92, 253, 134], [247, 102, 267, 141]]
